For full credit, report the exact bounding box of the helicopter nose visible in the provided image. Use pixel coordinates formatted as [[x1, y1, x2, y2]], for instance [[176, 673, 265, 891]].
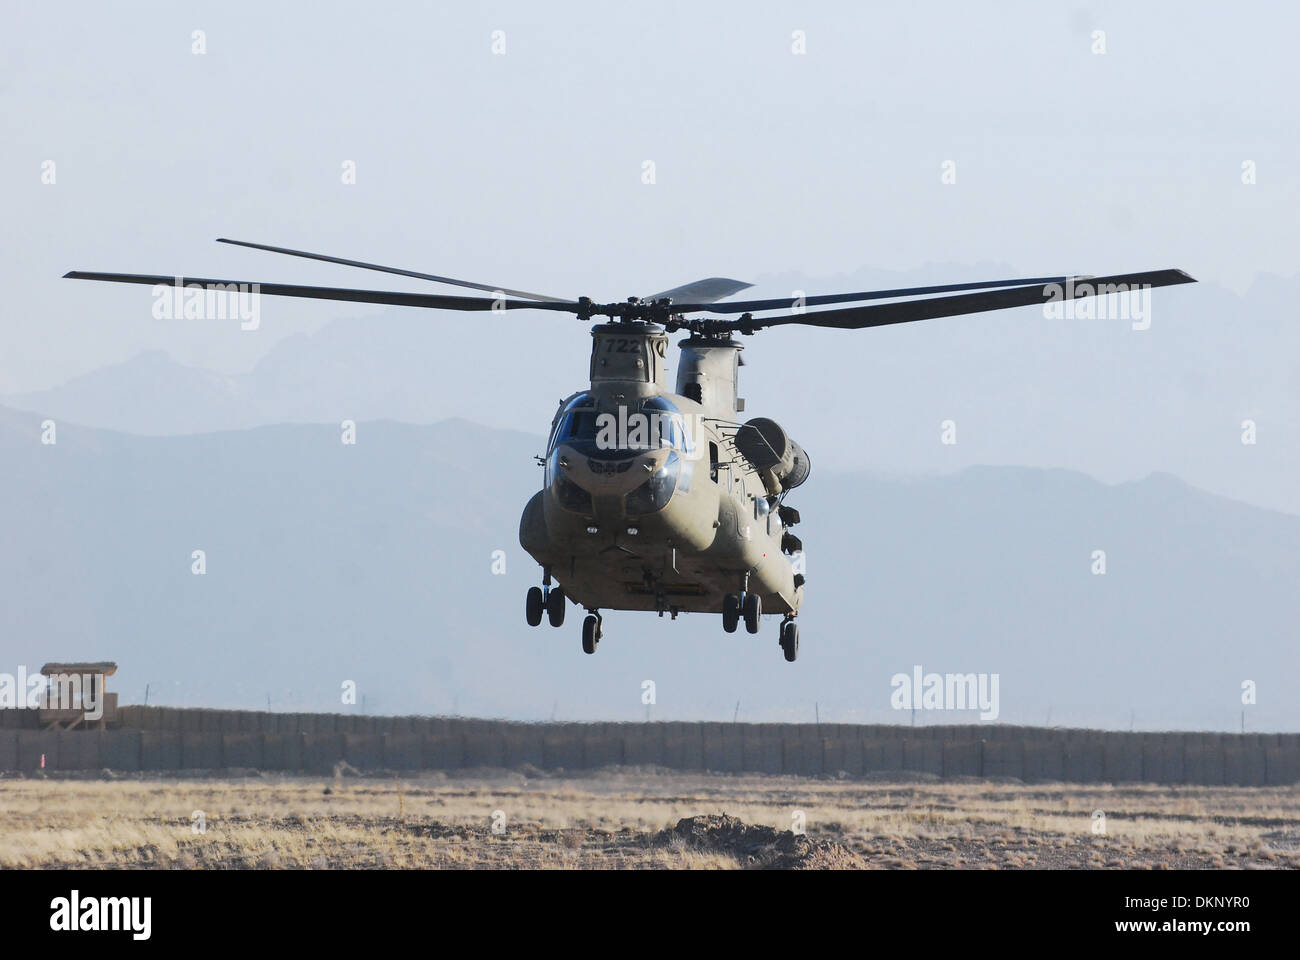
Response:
[[557, 448, 665, 497]]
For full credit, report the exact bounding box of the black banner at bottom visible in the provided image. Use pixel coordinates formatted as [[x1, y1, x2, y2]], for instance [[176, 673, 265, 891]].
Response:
[[2, 867, 1280, 946]]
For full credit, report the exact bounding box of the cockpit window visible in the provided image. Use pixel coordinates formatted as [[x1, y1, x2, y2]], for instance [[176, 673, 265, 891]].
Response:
[[550, 393, 695, 460], [555, 409, 599, 445], [549, 394, 596, 452], [642, 397, 694, 455]]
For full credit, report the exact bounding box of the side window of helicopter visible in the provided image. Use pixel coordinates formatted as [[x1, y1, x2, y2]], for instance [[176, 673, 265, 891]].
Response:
[[708, 442, 719, 482]]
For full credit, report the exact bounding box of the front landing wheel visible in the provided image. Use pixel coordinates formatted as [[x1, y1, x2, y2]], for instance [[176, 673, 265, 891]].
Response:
[[722, 594, 741, 633], [546, 586, 566, 627], [743, 592, 762, 634], [526, 586, 544, 627], [780, 619, 799, 662], [582, 613, 601, 654]]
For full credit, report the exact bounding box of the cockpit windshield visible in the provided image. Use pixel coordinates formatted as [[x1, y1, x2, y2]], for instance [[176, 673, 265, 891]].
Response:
[[555, 409, 599, 446], [549, 394, 597, 452], [549, 393, 695, 460], [642, 397, 694, 455]]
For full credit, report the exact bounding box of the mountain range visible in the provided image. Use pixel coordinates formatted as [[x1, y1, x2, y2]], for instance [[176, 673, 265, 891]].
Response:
[[2, 405, 1295, 730]]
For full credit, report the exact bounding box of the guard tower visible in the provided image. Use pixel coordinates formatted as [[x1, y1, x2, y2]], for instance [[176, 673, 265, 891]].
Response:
[[38, 661, 119, 730]]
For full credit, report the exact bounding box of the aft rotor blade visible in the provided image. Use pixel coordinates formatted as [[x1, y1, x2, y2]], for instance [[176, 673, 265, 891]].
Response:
[[645, 278, 753, 303], [670, 275, 1079, 314], [716, 270, 1196, 332], [63, 272, 582, 313], [216, 238, 569, 302]]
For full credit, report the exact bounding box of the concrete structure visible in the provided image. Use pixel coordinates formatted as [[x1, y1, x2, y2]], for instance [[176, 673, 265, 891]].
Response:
[[36, 662, 120, 730]]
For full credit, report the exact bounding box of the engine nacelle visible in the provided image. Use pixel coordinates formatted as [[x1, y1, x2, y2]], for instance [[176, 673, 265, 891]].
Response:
[[734, 417, 811, 495]]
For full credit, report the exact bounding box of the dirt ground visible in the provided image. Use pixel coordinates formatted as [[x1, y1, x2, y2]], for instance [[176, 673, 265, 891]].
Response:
[[2, 767, 1297, 869]]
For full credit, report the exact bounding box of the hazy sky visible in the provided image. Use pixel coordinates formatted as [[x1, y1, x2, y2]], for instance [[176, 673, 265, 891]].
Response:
[[4, 1, 1296, 393], [2, 3, 1297, 731]]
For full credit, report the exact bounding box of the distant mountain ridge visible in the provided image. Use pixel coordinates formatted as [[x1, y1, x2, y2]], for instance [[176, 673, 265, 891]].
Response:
[[2, 406, 1295, 730]]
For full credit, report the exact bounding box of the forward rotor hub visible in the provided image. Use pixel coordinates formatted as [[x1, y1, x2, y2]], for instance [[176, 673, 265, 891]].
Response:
[[574, 296, 755, 335], [576, 296, 676, 324]]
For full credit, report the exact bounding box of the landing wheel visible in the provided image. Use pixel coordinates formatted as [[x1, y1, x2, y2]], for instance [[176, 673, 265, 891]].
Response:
[[525, 586, 544, 627], [722, 594, 741, 633], [581, 613, 602, 655], [743, 592, 762, 634], [546, 586, 566, 627], [780, 619, 799, 662]]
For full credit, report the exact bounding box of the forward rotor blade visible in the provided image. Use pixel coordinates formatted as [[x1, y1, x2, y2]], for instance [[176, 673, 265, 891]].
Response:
[[63, 272, 581, 313], [670, 275, 1079, 314], [716, 270, 1196, 332], [216, 238, 569, 302], [645, 278, 753, 303]]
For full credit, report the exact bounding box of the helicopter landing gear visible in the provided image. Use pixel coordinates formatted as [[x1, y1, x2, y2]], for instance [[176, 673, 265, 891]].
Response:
[[743, 592, 762, 634], [723, 591, 762, 634], [779, 617, 799, 662], [525, 586, 544, 627], [722, 594, 741, 633], [582, 612, 603, 654], [526, 566, 566, 628], [546, 586, 566, 627]]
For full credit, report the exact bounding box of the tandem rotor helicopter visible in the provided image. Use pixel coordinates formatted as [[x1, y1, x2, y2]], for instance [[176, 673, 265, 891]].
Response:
[[66, 242, 1195, 661]]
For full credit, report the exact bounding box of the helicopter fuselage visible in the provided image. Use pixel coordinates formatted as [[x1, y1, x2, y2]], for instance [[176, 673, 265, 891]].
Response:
[[518, 322, 805, 618]]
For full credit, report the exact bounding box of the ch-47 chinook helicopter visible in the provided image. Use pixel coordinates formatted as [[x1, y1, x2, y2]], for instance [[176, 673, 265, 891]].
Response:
[[66, 241, 1195, 661]]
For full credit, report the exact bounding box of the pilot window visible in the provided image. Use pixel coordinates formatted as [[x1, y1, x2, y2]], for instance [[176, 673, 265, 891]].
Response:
[[551, 409, 599, 451], [709, 442, 719, 482]]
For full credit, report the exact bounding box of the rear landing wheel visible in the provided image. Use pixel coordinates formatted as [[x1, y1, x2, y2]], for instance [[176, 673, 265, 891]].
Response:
[[525, 586, 544, 627], [582, 613, 601, 654], [546, 586, 566, 627], [722, 594, 741, 633], [780, 619, 799, 662], [743, 592, 762, 634]]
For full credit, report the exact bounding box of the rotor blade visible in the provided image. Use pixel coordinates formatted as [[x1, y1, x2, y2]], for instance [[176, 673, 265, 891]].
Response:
[[645, 278, 753, 303], [714, 270, 1196, 332], [63, 272, 582, 313], [216, 238, 569, 302], [668, 275, 1080, 314]]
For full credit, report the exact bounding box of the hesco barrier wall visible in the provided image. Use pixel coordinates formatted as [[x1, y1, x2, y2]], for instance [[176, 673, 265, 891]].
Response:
[[1, 706, 1297, 784]]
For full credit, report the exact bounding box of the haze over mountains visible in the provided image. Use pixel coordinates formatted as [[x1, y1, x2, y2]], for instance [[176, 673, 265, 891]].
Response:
[[3, 404, 1295, 731]]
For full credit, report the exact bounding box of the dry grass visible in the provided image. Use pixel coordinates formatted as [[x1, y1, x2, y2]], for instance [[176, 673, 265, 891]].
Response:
[[1, 769, 1297, 869]]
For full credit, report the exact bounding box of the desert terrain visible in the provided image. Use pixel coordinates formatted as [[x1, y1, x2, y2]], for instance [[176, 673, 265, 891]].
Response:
[[3, 767, 1298, 870]]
